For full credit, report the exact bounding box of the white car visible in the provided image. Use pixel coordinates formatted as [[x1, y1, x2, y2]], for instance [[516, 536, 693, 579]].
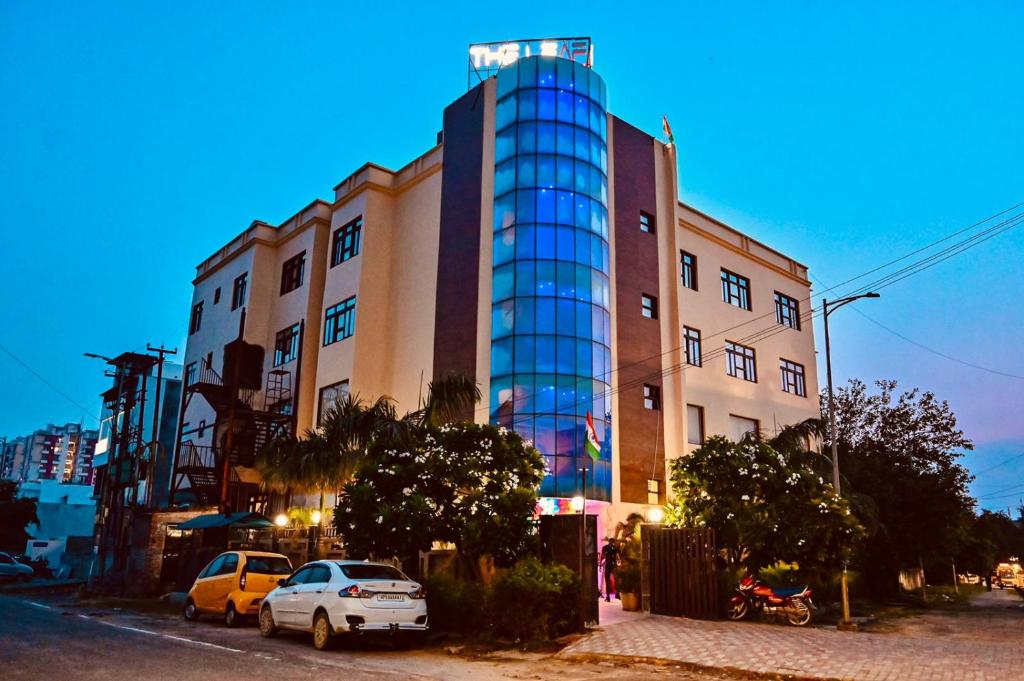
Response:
[[258, 560, 428, 650], [0, 552, 34, 581]]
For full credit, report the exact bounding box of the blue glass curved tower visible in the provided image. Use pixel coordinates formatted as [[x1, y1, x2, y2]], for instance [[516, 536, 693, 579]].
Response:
[[489, 56, 612, 501]]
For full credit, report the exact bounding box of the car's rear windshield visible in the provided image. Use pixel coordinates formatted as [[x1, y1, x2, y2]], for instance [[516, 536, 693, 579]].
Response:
[[246, 556, 292, 575], [339, 564, 407, 581]]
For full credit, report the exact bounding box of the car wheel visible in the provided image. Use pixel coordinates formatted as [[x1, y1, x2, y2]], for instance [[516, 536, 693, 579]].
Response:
[[225, 602, 239, 627], [312, 611, 334, 651], [258, 604, 278, 638], [183, 599, 200, 622]]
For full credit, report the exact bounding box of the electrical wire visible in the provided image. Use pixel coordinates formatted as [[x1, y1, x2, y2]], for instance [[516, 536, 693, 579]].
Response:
[[484, 202, 1024, 424]]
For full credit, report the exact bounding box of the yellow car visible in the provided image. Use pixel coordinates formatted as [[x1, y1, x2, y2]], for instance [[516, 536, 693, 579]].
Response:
[[183, 551, 293, 626]]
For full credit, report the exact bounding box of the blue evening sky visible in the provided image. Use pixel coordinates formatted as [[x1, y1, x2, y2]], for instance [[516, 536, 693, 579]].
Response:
[[2, 2, 1022, 510]]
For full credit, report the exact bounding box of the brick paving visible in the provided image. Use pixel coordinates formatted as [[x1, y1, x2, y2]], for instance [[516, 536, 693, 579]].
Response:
[[562, 591, 1024, 680]]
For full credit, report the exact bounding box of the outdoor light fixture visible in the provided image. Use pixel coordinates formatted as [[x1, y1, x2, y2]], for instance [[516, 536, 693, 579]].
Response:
[[647, 507, 665, 523], [311, 510, 322, 525], [569, 495, 585, 513], [274, 513, 288, 528]]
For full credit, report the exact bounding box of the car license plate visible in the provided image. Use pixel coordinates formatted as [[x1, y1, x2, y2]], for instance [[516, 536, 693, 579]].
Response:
[[378, 593, 404, 601]]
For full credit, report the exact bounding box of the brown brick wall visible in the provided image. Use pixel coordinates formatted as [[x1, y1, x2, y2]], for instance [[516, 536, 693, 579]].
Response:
[[611, 118, 665, 504]]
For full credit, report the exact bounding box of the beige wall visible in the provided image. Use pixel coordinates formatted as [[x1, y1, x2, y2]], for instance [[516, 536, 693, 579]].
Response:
[[673, 202, 821, 466]]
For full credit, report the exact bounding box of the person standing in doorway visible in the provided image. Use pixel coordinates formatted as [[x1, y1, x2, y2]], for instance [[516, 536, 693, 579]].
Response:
[[599, 537, 620, 602]]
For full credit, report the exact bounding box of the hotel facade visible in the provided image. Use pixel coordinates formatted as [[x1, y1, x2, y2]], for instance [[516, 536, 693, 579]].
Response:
[[176, 45, 820, 527]]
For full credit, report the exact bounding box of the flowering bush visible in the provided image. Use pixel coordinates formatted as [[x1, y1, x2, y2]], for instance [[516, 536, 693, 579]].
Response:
[[334, 423, 545, 569], [665, 435, 864, 573]]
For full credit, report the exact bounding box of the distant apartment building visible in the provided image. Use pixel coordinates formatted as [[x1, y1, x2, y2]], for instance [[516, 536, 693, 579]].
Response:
[[175, 45, 820, 527], [1, 424, 99, 485]]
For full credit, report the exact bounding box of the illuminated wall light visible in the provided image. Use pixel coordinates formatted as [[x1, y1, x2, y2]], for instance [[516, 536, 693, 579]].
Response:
[[274, 513, 288, 528], [311, 510, 322, 525], [647, 507, 665, 524]]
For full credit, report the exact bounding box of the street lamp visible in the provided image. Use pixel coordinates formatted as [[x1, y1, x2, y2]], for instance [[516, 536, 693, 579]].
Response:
[[822, 291, 879, 631], [83, 352, 113, 362]]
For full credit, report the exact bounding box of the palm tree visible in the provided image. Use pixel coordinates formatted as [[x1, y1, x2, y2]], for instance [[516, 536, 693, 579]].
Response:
[[257, 373, 482, 521]]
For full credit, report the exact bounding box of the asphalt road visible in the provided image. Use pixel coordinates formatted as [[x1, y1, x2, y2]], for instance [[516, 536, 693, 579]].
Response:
[[0, 595, 727, 681]]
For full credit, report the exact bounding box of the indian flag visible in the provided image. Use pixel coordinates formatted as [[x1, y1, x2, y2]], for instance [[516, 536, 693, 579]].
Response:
[[662, 115, 675, 145], [585, 412, 601, 462]]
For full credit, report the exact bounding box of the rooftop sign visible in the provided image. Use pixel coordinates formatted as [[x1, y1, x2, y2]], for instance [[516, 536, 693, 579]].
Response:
[[468, 37, 592, 87]]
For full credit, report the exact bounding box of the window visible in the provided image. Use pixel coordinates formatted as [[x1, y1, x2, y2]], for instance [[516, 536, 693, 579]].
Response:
[[721, 269, 751, 310], [213, 287, 221, 304], [215, 553, 239, 576], [231, 273, 247, 310], [680, 250, 697, 290], [684, 326, 702, 366], [774, 291, 801, 330], [323, 297, 357, 346], [199, 554, 226, 579], [204, 351, 213, 370], [725, 341, 757, 382], [318, 380, 350, 426], [339, 563, 408, 580], [643, 384, 661, 410], [780, 359, 807, 397], [273, 323, 301, 366], [728, 415, 759, 442], [686, 404, 705, 445], [641, 293, 658, 319], [286, 566, 314, 586], [332, 216, 363, 266], [299, 564, 331, 585], [185, 362, 196, 386], [245, 556, 292, 575], [646, 479, 660, 504], [280, 252, 306, 295], [189, 301, 203, 334], [640, 211, 655, 234], [198, 420, 206, 438]]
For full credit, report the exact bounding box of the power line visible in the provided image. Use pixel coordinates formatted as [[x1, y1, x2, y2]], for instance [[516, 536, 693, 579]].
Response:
[[0, 343, 100, 424], [488, 201, 1024, 423], [972, 451, 1024, 477], [851, 309, 1024, 380]]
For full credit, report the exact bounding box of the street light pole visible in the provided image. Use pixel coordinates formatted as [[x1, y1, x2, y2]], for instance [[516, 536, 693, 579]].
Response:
[[822, 292, 879, 631]]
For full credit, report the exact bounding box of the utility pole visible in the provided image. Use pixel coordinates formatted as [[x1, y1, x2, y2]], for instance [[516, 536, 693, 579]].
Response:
[[823, 292, 880, 631], [146, 345, 177, 509]]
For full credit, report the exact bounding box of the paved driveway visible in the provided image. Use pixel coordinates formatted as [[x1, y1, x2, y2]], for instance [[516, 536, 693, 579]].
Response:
[[563, 590, 1023, 680]]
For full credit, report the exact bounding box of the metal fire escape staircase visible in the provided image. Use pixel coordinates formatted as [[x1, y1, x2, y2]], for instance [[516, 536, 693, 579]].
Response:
[[173, 358, 293, 511]]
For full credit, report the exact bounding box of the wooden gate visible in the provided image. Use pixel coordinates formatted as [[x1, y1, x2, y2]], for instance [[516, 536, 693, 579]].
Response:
[[644, 527, 720, 619]]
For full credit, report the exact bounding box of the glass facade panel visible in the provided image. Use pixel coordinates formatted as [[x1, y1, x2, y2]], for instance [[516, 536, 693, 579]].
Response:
[[491, 56, 611, 501]]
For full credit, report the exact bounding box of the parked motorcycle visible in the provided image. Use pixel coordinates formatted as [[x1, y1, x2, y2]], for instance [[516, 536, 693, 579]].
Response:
[[728, 574, 813, 626]]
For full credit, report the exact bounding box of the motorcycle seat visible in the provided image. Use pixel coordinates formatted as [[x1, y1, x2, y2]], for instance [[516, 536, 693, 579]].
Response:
[[771, 586, 807, 597]]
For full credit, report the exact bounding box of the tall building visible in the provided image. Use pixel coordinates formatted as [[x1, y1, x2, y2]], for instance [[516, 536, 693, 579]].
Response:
[[1, 424, 99, 485], [176, 41, 819, 527]]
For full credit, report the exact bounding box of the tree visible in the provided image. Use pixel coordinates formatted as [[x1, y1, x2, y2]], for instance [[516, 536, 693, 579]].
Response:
[[0, 481, 38, 552], [664, 434, 863, 578], [256, 393, 396, 518], [334, 422, 545, 577], [957, 510, 1024, 577], [824, 379, 975, 595]]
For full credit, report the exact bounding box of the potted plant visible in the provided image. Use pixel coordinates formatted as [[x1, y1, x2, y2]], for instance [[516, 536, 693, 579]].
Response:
[[615, 563, 641, 611]]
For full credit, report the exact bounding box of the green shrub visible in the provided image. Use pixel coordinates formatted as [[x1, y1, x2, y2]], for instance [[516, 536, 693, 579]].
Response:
[[423, 574, 487, 634], [489, 557, 580, 642]]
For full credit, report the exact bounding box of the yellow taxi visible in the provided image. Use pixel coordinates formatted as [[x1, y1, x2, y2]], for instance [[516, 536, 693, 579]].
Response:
[[183, 551, 293, 626]]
